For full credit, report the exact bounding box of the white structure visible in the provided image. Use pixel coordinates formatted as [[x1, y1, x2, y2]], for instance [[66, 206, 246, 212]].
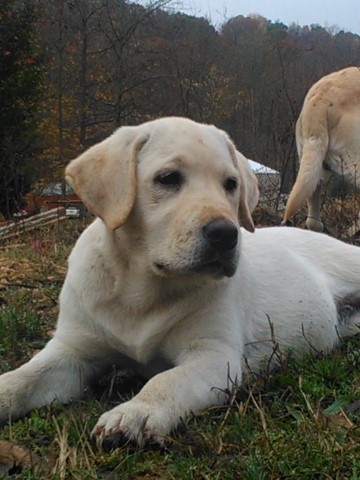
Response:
[[248, 159, 280, 204]]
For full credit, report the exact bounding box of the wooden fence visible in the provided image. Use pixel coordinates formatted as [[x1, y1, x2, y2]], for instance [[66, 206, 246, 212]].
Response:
[[0, 208, 67, 242]]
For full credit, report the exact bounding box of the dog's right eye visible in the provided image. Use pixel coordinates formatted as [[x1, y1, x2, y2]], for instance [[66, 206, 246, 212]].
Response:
[[154, 171, 183, 189], [224, 177, 238, 193]]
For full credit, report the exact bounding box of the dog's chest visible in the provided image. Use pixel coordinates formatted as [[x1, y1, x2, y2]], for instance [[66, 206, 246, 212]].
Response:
[[92, 294, 195, 364]]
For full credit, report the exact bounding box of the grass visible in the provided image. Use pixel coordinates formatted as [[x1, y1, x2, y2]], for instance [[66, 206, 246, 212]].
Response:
[[0, 214, 359, 479]]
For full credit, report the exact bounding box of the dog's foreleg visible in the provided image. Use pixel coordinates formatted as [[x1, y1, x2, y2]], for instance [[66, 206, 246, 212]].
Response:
[[0, 338, 95, 423], [92, 347, 240, 447]]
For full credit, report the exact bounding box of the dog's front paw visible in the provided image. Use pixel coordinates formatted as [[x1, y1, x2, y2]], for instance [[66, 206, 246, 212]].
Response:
[[0, 373, 27, 423], [91, 399, 172, 448]]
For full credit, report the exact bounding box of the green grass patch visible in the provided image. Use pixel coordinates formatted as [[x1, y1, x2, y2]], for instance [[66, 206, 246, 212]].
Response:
[[0, 295, 43, 369]]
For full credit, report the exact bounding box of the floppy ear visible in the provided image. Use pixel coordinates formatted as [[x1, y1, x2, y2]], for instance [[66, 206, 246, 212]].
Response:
[[65, 127, 149, 230], [226, 140, 258, 232], [235, 150, 259, 215]]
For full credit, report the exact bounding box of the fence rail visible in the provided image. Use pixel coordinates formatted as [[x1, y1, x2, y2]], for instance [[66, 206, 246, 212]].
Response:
[[0, 208, 67, 242]]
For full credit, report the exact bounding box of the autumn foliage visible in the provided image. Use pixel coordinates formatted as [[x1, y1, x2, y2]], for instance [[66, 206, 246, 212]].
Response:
[[2, 0, 360, 215]]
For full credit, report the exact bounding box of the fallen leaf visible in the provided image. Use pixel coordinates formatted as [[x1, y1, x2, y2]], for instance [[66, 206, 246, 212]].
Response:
[[0, 439, 52, 476], [0, 440, 33, 475], [316, 411, 355, 431]]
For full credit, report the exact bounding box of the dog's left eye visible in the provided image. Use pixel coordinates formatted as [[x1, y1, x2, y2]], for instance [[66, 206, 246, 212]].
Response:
[[224, 177, 238, 193], [154, 171, 183, 189]]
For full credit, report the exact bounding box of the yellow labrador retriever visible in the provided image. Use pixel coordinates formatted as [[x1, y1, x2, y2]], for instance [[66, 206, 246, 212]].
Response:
[[0, 117, 359, 448], [283, 66, 360, 231]]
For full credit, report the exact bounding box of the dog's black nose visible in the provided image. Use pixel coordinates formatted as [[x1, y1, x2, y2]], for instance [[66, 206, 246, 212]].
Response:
[[203, 220, 238, 252]]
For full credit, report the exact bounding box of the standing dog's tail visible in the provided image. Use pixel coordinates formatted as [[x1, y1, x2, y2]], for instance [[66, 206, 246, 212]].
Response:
[[283, 106, 329, 224]]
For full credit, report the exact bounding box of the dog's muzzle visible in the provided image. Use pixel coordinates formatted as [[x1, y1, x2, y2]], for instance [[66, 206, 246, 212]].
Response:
[[195, 219, 239, 278]]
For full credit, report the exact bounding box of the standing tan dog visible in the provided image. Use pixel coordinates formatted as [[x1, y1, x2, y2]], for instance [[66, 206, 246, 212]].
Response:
[[283, 66, 360, 231], [0, 117, 360, 448]]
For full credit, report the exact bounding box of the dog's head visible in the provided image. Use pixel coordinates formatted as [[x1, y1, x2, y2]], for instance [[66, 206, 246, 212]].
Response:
[[65, 117, 259, 278]]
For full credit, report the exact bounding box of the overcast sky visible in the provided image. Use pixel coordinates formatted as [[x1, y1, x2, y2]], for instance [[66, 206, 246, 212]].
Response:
[[167, 0, 360, 34]]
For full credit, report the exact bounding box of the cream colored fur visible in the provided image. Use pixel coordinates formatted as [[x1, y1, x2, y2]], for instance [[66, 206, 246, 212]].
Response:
[[0, 117, 359, 448], [283, 66, 360, 231]]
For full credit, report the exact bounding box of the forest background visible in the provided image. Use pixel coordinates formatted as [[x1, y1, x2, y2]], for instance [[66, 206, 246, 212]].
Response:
[[2, 0, 360, 218]]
